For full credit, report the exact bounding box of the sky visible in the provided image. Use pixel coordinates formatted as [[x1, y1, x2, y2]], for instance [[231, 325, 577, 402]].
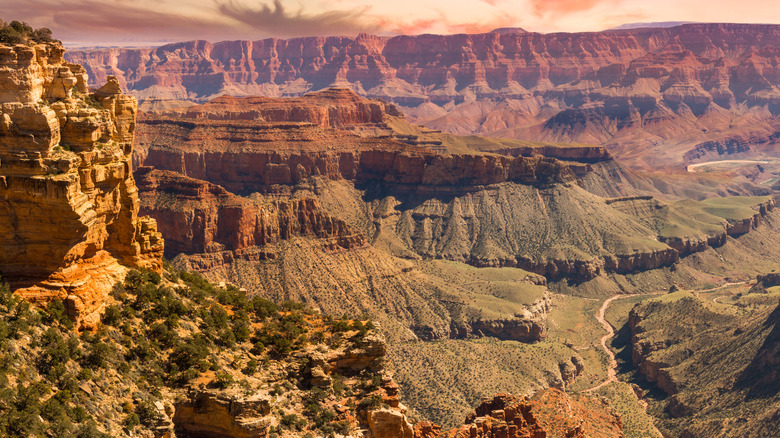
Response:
[[3, 0, 780, 45]]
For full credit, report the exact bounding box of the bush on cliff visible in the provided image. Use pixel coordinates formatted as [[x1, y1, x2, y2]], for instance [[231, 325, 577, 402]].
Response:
[[0, 20, 56, 45]]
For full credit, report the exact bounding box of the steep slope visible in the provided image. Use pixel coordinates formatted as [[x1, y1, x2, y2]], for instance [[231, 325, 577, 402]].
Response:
[[0, 267, 415, 438], [66, 24, 780, 171], [628, 290, 780, 437], [0, 42, 163, 328]]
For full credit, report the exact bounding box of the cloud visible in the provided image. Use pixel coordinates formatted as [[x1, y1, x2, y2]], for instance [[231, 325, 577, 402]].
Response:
[[530, 0, 610, 16], [216, 0, 380, 37], [381, 8, 520, 36], [2, 0, 231, 41]]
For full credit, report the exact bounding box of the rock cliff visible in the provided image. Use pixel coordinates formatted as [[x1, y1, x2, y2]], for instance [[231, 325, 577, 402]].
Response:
[[135, 167, 365, 260], [134, 90, 578, 195], [0, 42, 163, 328], [66, 24, 780, 169]]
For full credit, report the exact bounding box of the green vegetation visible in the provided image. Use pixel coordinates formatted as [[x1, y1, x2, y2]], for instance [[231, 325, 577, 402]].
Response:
[[0, 268, 385, 437], [620, 291, 779, 437], [416, 260, 546, 320], [388, 337, 587, 427], [0, 20, 57, 45]]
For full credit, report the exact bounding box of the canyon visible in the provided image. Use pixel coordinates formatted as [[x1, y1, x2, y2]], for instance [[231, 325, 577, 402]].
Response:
[[132, 87, 780, 427], [1, 20, 778, 437], [66, 23, 780, 174]]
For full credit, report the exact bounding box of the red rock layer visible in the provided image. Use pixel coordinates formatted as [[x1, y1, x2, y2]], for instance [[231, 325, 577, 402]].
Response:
[[430, 390, 623, 438], [134, 94, 577, 194], [64, 25, 780, 112], [135, 167, 365, 259], [175, 88, 402, 128]]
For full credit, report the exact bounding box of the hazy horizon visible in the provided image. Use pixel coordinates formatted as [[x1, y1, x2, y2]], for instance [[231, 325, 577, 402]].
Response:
[[4, 0, 780, 46]]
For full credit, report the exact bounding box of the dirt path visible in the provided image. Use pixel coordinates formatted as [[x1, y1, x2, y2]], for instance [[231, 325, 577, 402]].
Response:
[[581, 294, 652, 392]]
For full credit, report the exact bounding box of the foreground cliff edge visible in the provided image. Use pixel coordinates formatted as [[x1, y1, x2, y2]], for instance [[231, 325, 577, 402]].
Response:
[[0, 41, 163, 328]]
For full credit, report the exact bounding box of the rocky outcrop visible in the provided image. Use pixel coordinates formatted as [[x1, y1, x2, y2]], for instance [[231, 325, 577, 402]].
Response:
[[749, 271, 780, 293], [0, 42, 163, 328], [135, 167, 365, 259], [172, 391, 271, 438], [450, 294, 550, 343], [442, 390, 623, 438], [368, 408, 414, 438]]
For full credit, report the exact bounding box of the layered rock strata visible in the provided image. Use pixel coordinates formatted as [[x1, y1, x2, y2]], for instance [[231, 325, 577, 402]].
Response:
[[0, 42, 163, 328], [66, 24, 780, 169], [134, 91, 578, 195], [66, 24, 780, 114], [135, 167, 365, 261]]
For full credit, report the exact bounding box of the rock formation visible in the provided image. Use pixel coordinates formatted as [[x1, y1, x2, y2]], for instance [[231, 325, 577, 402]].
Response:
[[442, 391, 623, 438], [66, 24, 780, 170], [134, 90, 578, 195], [135, 167, 365, 262], [0, 42, 163, 328]]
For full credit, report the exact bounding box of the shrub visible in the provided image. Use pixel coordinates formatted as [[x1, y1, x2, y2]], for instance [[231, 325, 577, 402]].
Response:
[[280, 413, 306, 430], [84, 342, 114, 369], [123, 413, 140, 430], [136, 400, 160, 427], [46, 299, 73, 328], [357, 394, 382, 411], [242, 358, 258, 375], [169, 335, 210, 371]]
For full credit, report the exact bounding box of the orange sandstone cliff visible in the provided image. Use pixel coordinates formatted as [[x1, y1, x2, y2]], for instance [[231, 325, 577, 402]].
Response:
[[0, 42, 163, 328]]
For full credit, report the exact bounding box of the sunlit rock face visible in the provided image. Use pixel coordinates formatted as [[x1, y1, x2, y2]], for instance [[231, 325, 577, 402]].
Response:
[[0, 42, 163, 329]]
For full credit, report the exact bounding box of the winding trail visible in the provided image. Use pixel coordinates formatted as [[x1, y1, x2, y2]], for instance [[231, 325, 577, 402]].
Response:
[[576, 283, 748, 436], [581, 294, 663, 393]]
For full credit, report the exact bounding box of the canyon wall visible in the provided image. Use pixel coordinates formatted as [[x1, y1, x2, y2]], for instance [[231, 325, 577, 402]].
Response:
[[0, 42, 163, 328], [65, 24, 780, 110], [65, 24, 780, 169], [134, 90, 578, 194], [135, 167, 366, 258]]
